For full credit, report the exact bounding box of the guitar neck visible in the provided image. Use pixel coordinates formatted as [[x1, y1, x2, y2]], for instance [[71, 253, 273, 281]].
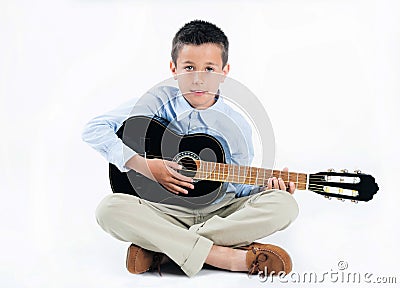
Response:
[[193, 160, 309, 190]]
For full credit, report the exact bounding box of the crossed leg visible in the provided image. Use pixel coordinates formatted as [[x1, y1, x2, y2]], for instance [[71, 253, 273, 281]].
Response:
[[95, 189, 298, 277]]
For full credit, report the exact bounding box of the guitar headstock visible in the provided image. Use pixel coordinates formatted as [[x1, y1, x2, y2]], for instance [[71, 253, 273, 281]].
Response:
[[309, 169, 379, 202]]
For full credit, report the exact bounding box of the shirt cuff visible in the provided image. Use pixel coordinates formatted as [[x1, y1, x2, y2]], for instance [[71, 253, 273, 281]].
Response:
[[108, 141, 137, 172]]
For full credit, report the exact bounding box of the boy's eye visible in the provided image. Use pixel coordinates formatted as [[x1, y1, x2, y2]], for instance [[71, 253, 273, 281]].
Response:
[[185, 66, 194, 71], [205, 67, 214, 72]]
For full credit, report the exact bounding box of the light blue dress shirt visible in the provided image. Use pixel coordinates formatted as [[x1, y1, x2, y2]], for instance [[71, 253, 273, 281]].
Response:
[[82, 85, 258, 198]]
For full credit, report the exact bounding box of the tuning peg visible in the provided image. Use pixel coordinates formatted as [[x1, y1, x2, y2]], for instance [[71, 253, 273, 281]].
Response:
[[327, 168, 335, 172], [340, 169, 348, 173], [354, 169, 361, 174], [351, 200, 358, 204], [324, 196, 332, 200], [337, 198, 345, 202]]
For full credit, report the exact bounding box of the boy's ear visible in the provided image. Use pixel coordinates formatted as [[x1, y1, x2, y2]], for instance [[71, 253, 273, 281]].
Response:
[[170, 60, 178, 80], [221, 63, 230, 83]]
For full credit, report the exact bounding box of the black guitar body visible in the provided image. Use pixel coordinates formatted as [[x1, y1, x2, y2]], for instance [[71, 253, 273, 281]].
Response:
[[109, 115, 227, 208]]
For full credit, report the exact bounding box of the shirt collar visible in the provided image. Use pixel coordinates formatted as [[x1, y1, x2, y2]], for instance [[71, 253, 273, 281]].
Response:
[[174, 88, 227, 122]]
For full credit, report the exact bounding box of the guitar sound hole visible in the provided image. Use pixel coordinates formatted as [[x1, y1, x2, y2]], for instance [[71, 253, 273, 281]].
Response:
[[178, 157, 197, 178]]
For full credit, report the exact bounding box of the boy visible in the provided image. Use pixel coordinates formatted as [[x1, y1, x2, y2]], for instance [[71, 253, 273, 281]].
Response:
[[82, 20, 298, 277]]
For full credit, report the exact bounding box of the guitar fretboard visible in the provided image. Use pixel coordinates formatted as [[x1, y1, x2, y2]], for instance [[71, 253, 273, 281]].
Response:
[[192, 160, 308, 190]]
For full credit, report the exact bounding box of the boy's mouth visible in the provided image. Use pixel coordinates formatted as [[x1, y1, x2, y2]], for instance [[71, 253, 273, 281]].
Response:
[[190, 90, 207, 96]]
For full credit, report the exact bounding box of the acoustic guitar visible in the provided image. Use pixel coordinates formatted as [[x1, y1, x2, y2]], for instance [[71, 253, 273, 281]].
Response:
[[109, 116, 378, 207]]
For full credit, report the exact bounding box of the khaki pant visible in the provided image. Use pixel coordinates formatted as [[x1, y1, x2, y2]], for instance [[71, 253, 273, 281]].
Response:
[[95, 189, 298, 277]]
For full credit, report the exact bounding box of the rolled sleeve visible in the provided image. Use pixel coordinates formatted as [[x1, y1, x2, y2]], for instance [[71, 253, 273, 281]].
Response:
[[81, 98, 139, 172]]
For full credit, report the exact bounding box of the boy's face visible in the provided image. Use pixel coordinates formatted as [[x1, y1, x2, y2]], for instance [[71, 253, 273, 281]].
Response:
[[170, 43, 230, 110]]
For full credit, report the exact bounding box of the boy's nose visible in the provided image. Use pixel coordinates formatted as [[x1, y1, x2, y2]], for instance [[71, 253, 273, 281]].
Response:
[[192, 71, 204, 84]]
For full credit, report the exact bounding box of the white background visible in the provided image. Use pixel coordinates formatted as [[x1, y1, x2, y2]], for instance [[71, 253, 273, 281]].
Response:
[[1, 0, 399, 287]]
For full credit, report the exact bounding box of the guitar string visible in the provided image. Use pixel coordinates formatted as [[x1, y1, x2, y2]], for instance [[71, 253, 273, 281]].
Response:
[[177, 167, 329, 181], [177, 170, 345, 189], [180, 171, 357, 190], [181, 170, 341, 181], [137, 154, 321, 178], [134, 155, 353, 184], [127, 158, 352, 191], [137, 154, 358, 176], [146, 161, 349, 185], [168, 163, 348, 186]]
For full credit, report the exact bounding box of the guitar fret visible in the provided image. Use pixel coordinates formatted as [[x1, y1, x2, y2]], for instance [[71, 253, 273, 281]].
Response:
[[249, 166, 253, 184], [255, 167, 259, 186], [263, 168, 266, 186], [253, 167, 257, 185], [197, 160, 201, 179], [212, 162, 216, 180], [223, 163, 228, 181]]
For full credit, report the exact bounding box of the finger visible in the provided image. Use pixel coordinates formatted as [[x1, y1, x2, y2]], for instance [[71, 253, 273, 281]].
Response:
[[273, 177, 279, 189], [282, 167, 289, 182], [278, 178, 286, 191], [164, 161, 194, 183], [289, 182, 296, 194], [162, 183, 179, 194], [163, 163, 177, 176], [165, 183, 189, 195], [170, 169, 194, 184], [267, 177, 273, 189], [165, 160, 182, 170], [169, 176, 195, 190]]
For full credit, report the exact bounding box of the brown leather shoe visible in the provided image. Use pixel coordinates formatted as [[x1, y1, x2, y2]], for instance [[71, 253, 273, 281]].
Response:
[[126, 244, 165, 276], [238, 243, 292, 276]]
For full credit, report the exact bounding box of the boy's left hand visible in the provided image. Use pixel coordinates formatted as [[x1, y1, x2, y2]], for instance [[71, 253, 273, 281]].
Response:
[[265, 167, 296, 194]]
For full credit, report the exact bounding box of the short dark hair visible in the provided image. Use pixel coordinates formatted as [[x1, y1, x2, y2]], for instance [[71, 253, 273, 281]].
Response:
[[171, 20, 229, 68]]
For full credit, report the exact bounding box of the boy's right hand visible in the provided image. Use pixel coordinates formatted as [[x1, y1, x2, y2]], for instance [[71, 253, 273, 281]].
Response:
[[125, 155, 194, 195]]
